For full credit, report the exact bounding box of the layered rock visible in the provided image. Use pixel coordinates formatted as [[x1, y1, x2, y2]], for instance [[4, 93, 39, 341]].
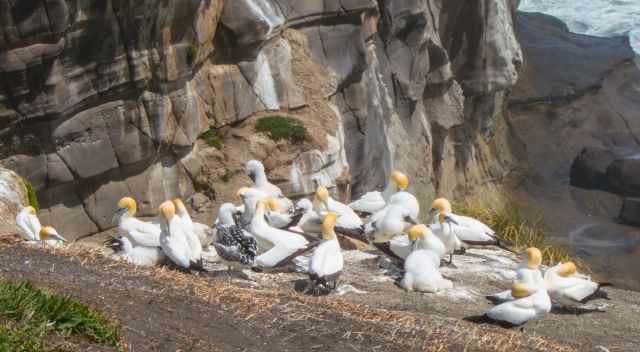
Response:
[[0, 167, 28, 236]]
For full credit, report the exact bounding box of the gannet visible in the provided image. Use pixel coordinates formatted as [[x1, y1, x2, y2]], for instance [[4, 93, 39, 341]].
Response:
[[486, 247, 546, 304], [105, 235, 165, 267], [430, 210, 463, 265], [368, 204, 416, 243], [245, 160, 293, 209], [248, 200, 313, 268], [15, 206, 40, 241], [264, 197, 304, 229], [313, 186, 365, 241], [365, 191, 420, 234], [158, 201, 200, 270], [211, 203, 258, 274], [484, 282, 552, 326], [172, 198, 213, 256], [293, 199, 323, 234], [113, 197, 161, 247], [237, 187, 269, 228], [389, 222, 451, 260], [348, 171, 409, 215], [400, 246, 452, 293], [429, 198, 508, 249], [37, 226, 68, 247], [307, 212, 344, 293], [544, 262, 611, 306]]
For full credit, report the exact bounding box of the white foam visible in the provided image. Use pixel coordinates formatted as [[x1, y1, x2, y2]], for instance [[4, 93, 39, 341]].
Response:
[[519, 0, 640, 54]]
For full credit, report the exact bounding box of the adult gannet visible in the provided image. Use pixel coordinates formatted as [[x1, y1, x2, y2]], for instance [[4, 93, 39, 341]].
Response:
[[368, 204, 417, 244], [429, 209, 463, 265], [400, 246, 452, 293], [211, 203, 258, 274], [313, 186, 365, 241], [484, 282, 552, 326], [172, 198, 203, 262], [105, 235, 165, 267], [113, 197, 161, 247], [245, 160, 293, 209], [264, 197, 304, 229], [306, 212, 344, 293], [486, 247, 546, 304], [348, 171, 409, 215], [544, 261, 611, 306], [429, 198, 507, 248], [172, 198, 215, 251], [158, 201, 200, 270], [36, 226, 68, 247], [365, 191, 420, 234], [15, 206, 40, 241], [293, 198, 323, 234], [248, 200, 313, 268]]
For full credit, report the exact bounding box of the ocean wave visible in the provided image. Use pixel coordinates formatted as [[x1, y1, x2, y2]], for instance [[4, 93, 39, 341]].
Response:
[[519, 0, 640, 54]]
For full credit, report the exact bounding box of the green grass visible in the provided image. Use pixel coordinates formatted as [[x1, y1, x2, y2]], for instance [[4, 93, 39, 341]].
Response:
[[255, 116, 306, 144], [199, 128, 223, 149], [0, 281, 123, 351], [22, 178, 39, 212], [186, 42, 199, 66], [457, 199, 583, 268], [222, 168, 233, 183]]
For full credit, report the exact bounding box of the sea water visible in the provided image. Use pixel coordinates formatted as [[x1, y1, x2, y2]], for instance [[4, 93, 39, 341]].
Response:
[[519, 0, 640, 54]]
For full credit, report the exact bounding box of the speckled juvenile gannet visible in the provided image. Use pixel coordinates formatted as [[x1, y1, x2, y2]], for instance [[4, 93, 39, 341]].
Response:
[[113, 197, 161, 247], [158, 201, 200, 270], [172, 198, 203, 263], [313, 186, 365, 241], [400, 237, 452, 293], [211, 203, 258, 274], [544, 261, 611, 306], [484, 282, 551, 326], [35, 226, 68, 247], [486, 247, 546, 304], [245, 160, 293, 209], [105, 235, 165, 267], [348, 171, 409, 215], [16, 206, 41, 241], [249, 200, 312, 268], [307, 212, 344, 293]]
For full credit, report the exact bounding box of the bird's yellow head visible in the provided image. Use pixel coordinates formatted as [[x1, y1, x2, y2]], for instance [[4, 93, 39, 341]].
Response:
[[315, 186, 329, 203], [26, 206, 36, 214], [39, 226, 56, 241], [172, 198, 187, 213], [159, 201, 176, 220], [321, 212, 338, 240], [511, 282, 534, 298], [117, 197, 137, 216], [390, 171, 409, 190], [557, 262, 577, 277], [408, 224, 429, 241], [264, 197, 281, 212], [430, 198, 452, 214], [236, 187, 251, 199], [525, 247, 542, 269]]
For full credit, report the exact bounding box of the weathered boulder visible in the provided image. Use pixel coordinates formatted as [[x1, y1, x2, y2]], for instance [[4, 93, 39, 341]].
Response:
[[619, 197, 640, 226], [607, 158, 640, 197], [569, 147, 623, 190], [0, 168, 28, 236]]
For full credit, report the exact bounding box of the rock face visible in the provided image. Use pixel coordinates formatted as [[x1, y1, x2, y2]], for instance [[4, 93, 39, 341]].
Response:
[[1, 0, 526, 238], [0, 168, 28, 236]]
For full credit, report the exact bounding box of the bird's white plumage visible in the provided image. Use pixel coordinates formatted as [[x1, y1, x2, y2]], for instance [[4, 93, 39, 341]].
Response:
[[117, 215, 162, 247], [430, 222, 463, 255], [400, 250, 451, 292], [485, 288, 552, 326], [110, 236, 165, 267], [295, 199, 323, 233], [246, 160, 293, 210], [309, 237, 343, 279], [15, 207, 40, 241], [160, 215, 193, 268], [348, 191, 386, 214], [389, 232, 447, 260], [174, 202, 203, 263], [313, 195, 363, 231], [369, 204, 413, 243], [544, 263, 600, 305], [440, 213, 496, 243]]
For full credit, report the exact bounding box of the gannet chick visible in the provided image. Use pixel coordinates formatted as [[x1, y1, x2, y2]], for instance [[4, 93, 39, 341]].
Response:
[[211, 203, 258, 275], [172, 198, 203, 264], [486, 247, 546, 304], [544, 262, 611, 306], [249, 200, 312, 268], [172, 198, 215, 247], [293, 199, 323, 234], [484, 283, 551, 326], [36, 226, 68, 247], [313, 186, 365, 241], [400, 246, 452, 293], [307, 212, 344, 294], [113, 197, 161, 247], [348, 171, 409, 215], [264, 197, 304, 229], [158, 201, 200, 270], [16, 206, 40, 241], [105, 235, 165, 267], [245, 160, 293, 209]]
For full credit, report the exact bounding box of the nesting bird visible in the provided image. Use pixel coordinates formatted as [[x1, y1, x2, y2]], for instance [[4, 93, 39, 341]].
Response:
[[36, 226, 68, 247], [348, 171, 409, 215], [158, 201, 202, 270], [313, 186, 365, 241], [114, 197, 161, 247], [307, 212, 344, 294], [16, 206, 41, 241], [400, 225, 452, 293], [292, 198, 323, 234], [172, 198, 203, 264], [484, 282, 552, 327], [105, 235, 165, 267], [173, 198, 215, 248], [544, 261, 610, 307], [486, 247, 546, 304]]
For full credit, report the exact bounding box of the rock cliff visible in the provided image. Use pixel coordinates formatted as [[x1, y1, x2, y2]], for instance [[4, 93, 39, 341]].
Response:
[[1, 0, 526, 238]]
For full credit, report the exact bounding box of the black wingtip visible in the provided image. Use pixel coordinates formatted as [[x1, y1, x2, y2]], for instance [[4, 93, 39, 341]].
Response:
[[485, 295, 503, 304], [334, 226, 368, 243]]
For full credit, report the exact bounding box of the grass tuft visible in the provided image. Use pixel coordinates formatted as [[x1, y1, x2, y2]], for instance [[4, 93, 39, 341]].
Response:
[[199, 128, 223, 149], [222, 168, 233, 183], [22, 178, 39, 212], [0, 281, 122, 351], [255, 115, 306, 144], [457, 198, 583, 267], [186, 42, 199, 66]]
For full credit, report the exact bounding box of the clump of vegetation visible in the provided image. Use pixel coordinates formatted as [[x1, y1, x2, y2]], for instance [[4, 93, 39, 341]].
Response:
[[255, 115, 306, 144], [22, 178, 39, 211], [186, 42, 199, 66], [222, 168, 233, 183], [457, 198, 583, 268], [0, 281, 123, 351], [199, 128, 223, 149]]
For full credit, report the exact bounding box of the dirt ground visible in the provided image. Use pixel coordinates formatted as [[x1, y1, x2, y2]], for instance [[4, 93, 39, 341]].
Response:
[[0, 237, 635, 352]]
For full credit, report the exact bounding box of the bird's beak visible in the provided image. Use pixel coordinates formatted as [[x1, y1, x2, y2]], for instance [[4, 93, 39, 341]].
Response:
[[53, 233, 69, 243], [429, 208, 438, 217], [112, 207, 126, 224], [444, 215, 459, 225], [404, 216, 417, 225], [247, 170, 256, 183]]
